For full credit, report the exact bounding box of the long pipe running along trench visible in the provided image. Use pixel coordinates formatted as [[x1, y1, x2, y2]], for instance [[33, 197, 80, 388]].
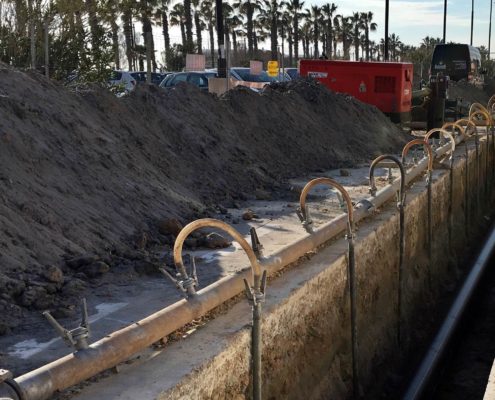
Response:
[[403, 222, 495, 400], [0, 121, 489, 400]]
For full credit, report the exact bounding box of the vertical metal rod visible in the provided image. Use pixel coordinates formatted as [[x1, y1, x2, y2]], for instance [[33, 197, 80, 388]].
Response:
[[443, 0, 447, 43], [489, 0, 493, 60], [427, 171, 433, 271], [398, 201, 405, 347], [475, 133, 480, 212], [448, 159, 454, 250], [252, 301, 262, 400], [347, 235, 359, 399], [384, 0, 390, 61], [470, 0, 474, 46], [486, 131, 490, 200], [465, 144, 470, 239]]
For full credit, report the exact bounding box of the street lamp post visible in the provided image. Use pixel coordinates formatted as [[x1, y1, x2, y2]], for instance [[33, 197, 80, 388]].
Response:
[[489, 0, 493, 59], [471, 0, 474, 46], [443, 0, 447, 43], [385, 0, 389, 61]]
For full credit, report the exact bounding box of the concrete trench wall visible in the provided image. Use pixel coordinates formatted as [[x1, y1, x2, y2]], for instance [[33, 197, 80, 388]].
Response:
[[158, 136, 495, 400]]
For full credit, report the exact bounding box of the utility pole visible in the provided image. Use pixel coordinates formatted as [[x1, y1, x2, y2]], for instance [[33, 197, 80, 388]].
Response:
[[216, 0, 226, 78], [489, 0, 493, 59], [443, 0, 447, 43], [471, 0, 474, 45], [384, 0, 389, 61]]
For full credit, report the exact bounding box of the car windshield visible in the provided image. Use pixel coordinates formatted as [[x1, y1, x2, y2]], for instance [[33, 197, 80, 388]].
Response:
[[232, 68, 278, 83]]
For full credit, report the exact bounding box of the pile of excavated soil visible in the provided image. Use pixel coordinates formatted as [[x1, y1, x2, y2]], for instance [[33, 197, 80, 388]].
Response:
[[0, 67, 408, 334], [448, 80, 491, 105]]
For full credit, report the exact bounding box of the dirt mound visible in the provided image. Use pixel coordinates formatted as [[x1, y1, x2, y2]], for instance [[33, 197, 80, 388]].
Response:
[[0, 69, 407, 334], [448, 80, 491, 105]]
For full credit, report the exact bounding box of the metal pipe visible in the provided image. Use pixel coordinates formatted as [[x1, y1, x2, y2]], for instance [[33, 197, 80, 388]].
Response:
[[369, 155, 406, 347], [298, 178, 357, 398], [402, 140, 435, 269], [3, 140, 467, 400], [403, 222, 495, 400]]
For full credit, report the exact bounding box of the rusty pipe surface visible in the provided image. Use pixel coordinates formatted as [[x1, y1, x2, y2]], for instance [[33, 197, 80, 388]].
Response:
[[298, 177, 354, 234], [7, 139, 467, 400], [401, 139, 434, 172], [173, 218, 262, 290]]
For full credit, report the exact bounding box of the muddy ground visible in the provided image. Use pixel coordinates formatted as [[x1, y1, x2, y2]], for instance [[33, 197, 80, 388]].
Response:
[[0, 65, 410, 337]]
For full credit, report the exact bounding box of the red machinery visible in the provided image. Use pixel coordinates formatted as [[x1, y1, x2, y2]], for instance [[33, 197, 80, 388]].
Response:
[[299, 60, 413, 123]]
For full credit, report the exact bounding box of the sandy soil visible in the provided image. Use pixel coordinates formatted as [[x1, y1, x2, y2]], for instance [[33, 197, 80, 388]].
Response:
[[0, 66, 409, 336]]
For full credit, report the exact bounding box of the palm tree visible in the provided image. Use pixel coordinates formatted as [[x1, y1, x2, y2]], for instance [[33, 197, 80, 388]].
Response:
[[300, 20, 311, 58], [233, 0, 260, 59], [284, 0, 304, 61], [102, 0, 120, 68], [259, 0, 280, 60], [321, 2, 337, 59], [121, 0, 136, 70], [170, 3, 186, 49], [156, 0, 172, 65], [191, 0, 203, 53], [334, 15, 352, 59], [183, 0, 194, 53], [280, 10, 293, 65], [362, 11, 377, 61], [307, 5, 321, 58], [201, 0, 215, 66], [350, 12, 363, 60], [227, 14, 244, 61]]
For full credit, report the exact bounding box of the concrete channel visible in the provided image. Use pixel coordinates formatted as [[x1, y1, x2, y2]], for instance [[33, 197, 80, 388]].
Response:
[[1, 121, 494, 399]]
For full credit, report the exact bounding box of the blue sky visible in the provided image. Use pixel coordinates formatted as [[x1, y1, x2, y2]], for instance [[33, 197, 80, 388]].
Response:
[[312, 0, 494, 49]]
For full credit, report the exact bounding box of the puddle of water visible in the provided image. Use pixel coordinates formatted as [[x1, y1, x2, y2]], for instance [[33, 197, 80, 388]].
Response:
[[8, 302, 128, 359]]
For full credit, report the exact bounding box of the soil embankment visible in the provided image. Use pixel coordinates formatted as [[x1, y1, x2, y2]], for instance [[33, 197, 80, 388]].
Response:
[[0, 66, 407, 334]]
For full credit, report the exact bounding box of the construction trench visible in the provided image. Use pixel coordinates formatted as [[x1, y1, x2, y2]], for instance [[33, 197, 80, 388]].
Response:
[[0, 98, 495, 400]]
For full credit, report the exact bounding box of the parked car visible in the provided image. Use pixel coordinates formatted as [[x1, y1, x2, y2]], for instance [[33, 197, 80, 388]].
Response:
[[230, 67, 290, 84], [108, 70, 136, 93], [159, 71, 218, 90], [130, 71, 172, 86], [284, 68, 299, 80]]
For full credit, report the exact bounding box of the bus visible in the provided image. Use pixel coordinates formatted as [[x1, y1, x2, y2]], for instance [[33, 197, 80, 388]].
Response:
[[430, 44, 481, 82]]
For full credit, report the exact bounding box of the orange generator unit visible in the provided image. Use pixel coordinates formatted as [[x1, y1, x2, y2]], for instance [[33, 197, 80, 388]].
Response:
[[299, 60, 413, 123]]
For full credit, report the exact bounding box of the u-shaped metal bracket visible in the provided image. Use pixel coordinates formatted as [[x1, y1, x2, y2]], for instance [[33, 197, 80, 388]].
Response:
[[369, 155, 406, 348], [172, 218, 265, 400], [402, 139, 436, 263], [297, 177, 358, 398]]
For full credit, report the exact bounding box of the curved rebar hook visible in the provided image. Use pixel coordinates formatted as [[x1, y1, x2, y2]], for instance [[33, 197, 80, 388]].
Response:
[[173, 218, 265, 400], [424, 128, 456, 159], [401, 139, 434, 172], [470, 109, 493, 127], [369, 155, 406, 203], [469, 102, 492, 120], [369, 155, 406, 348], [442, 122, 465, 140], [487, 95, 495, 112], [298, 177, 358, 396], [456, 118, 477, 137], [173, 218, 262, 294], [298, 177, 354, 235]]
